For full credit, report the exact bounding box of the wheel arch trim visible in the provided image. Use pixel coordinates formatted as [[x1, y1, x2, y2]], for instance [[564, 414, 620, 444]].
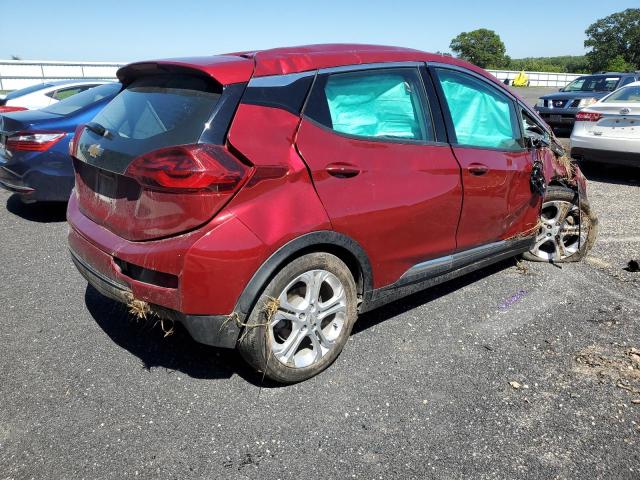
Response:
[[234, 230, 373, 316]]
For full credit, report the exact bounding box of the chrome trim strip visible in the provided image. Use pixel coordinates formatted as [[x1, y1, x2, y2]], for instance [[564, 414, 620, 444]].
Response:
[[452, 240, 507, 268], [399, 255, 453, 281], [397, 238, 531, 285]]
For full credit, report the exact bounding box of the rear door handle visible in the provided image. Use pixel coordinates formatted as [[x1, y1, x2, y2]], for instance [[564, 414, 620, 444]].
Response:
[[468, 163, 489, 176], [326, 163, 360, 178]]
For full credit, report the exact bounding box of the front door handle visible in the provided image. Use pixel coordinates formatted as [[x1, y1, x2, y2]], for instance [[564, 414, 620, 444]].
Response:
[[468, 163, 489, 176], [326, 163, 360, 178]]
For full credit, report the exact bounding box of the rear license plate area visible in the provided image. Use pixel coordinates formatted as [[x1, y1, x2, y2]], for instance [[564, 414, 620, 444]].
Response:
[[96, 170, 117, 201]]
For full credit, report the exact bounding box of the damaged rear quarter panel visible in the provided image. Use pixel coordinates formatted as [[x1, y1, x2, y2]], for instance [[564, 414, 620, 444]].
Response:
[[225, 103, 332, 248]]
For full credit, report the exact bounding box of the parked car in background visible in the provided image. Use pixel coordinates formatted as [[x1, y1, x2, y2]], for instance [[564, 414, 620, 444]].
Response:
[[0, 80, 109, 113], [0, 83, 120, 202], [571, 81, 640, 167], [535, 72, 639, 128], [67, 44, 595, 383]]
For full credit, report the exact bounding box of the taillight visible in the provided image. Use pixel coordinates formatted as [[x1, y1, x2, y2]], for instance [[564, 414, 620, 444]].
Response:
[[124, 144, 250, 193], [69, 124, 85, 156], [575, 111, 603, 122], [0, 106, 27, 113], [6, 131, 65, 152]]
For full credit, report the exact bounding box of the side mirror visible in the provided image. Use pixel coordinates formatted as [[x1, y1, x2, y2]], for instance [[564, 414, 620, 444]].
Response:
[[558, 87, 564, 92]]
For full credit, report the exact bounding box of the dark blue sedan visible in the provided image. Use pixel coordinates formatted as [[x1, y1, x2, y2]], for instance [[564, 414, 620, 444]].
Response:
[[0, 83, 120, 203]]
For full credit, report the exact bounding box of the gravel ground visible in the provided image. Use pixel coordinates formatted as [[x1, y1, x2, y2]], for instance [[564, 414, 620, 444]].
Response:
[[1, 90, 639, 479]]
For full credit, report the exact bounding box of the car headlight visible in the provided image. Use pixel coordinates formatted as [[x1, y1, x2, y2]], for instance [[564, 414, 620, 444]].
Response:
[[577, 98, 597, 108], [536, 99, 546, 108]]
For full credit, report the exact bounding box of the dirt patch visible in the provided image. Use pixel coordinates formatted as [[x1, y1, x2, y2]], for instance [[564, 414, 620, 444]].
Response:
[[574, 345, 640, 399]]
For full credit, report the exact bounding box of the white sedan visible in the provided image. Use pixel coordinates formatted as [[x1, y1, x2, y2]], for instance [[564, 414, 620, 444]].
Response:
[[0, 80, 109, 113], [570, 80, 640, 167]]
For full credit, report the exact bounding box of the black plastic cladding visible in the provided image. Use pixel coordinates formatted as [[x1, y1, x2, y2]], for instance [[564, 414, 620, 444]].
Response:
[[240, 74, 315, 116], [199, 82, 247, 145]]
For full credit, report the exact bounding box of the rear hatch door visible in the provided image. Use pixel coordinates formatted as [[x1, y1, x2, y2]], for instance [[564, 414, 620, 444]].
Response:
[[73, 69, 251, 241]]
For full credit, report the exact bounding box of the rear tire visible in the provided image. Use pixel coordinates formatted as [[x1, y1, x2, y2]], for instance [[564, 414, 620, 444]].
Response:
[[522, 186, 598, 263], [238, 252, 358, 383]]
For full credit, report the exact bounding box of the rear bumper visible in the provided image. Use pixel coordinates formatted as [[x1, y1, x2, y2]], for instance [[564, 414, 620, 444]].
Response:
[[0, 150, 74, 202], [69, 245, 241, 348], [570, 147, 640, 167], [66, 192, 271, 347], [0, 174, 35, 195]]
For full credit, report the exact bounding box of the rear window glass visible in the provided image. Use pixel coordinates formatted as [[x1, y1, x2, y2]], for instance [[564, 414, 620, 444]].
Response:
[[90, 75, 222, 154], [603, 85, 640, 103], [42, 83, 120, 115]]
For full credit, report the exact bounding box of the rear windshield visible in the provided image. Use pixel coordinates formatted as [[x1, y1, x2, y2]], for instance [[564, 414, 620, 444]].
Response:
[[562, 76, 620, 92], [603, 85, 640, 103], [90, 74, 222, 155], [5, 83, 52, 100], [41, 83, 121, 115]]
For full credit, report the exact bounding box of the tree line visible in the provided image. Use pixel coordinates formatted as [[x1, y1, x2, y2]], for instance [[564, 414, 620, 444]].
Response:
[[449, 8, 639, 73]]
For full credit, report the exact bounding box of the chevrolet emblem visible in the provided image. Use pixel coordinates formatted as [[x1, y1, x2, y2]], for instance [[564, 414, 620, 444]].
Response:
[[88, 143, 104, 158]]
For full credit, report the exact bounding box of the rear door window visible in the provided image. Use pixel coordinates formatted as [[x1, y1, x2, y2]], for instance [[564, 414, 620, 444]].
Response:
[[619, 77, 636, 87], [435, 68, 522, 151], [305, 68, 433, 142]]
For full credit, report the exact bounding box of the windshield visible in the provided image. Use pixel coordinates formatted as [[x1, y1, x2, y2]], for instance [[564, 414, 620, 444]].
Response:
[[563, 76, 621, 93], [603, 85, 640, 103], [5, 83, 53, 100], [41, 83, 121, 115]]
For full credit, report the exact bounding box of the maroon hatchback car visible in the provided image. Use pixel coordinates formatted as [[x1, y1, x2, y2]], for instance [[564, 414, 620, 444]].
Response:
[[67, 44, 597, 382]]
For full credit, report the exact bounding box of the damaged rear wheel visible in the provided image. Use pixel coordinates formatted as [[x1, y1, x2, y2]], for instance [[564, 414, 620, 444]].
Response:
[[238, 252, 357, 383], [523, 186, 598, 263]]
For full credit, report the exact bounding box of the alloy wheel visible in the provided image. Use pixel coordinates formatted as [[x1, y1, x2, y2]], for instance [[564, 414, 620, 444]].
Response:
[[269, 269, 347, 369], [529, 199, 589, 261]]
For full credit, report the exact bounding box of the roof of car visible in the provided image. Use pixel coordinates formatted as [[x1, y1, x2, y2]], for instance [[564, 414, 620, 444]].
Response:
[[241, 43, 452, 76], [118, 43, 501, 88]]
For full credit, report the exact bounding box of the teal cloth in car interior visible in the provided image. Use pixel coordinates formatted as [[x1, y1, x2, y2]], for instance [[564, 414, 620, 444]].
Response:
[[440, 75, 519, 150], [325, 73, 422, 139]]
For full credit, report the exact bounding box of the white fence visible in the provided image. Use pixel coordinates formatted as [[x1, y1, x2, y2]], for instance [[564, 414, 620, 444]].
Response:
[[488, 69, 581, 88], [0, 60, 123, 90], [0, 59, 582, 91]]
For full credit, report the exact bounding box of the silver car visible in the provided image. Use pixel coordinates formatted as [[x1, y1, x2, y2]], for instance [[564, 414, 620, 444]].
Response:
[[570, 81, 640, 167]]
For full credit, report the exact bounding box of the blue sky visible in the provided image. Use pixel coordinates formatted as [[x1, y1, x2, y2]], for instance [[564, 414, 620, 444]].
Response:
[[0, 0, 636, 62]]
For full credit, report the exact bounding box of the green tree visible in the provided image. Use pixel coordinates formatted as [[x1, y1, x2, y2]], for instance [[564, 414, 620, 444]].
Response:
[[605, 54, 635, 72], [449, 29, 508, 68], [585, 8, 640, 71]]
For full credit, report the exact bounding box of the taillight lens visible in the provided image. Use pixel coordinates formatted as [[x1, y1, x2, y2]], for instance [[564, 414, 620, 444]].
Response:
[[575, 111, 603, 122], [69, 124, 85, 157], [0, 106, 28, 113], [124, 144, 250, 193], [6, 131, 65, 151]]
